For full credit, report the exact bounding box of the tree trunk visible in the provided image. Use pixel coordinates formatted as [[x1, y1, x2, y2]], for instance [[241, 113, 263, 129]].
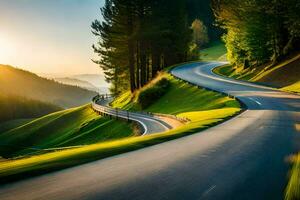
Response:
[[140, 40, 147, 86], [151, 52, 160, 77], [127, 6, 136, 92], [136, 41, 140, 88]]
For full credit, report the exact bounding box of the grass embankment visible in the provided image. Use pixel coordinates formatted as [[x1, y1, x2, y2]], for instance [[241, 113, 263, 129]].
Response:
[[285, 154, 300, 200], [112, 73, 240, 139], [0, 72, 240, 183], [213, 53, 300, 94], [199, 41, 227, 61], [0, 105, 133, 158]]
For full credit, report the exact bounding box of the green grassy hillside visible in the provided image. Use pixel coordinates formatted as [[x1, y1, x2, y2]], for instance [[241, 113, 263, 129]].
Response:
[[285, 154, 300, 200], [0, 105, 133, 158], [112, 73, 239, 114], [199, 41, 227, 61], [0, 93, 61, 123], [0, 119, 34, 133], [0, 65, 97, 108], [213, 53, 300, 93], [112, 72, 240, 147]]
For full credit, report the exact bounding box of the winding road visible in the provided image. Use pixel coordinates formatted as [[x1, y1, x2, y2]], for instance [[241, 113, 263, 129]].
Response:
[[1, 62, 300, 200], [91, 97, 174, 135]]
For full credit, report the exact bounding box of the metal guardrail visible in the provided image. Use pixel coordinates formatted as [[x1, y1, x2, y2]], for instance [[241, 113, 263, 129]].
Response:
[[92, 94, 189, 124], [91, 94, 189, 135], [91, 94, 131, 122]]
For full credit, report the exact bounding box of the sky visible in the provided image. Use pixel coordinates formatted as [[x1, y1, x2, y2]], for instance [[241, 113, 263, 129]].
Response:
[[0, 0, 105, 76]]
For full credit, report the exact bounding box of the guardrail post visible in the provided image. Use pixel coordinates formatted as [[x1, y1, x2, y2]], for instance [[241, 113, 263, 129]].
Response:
[[116, 108, 118, 119], [127, 110, 129, 122]]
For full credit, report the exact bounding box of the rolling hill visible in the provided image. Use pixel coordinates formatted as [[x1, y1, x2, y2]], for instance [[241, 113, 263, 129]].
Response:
[[0, 65, 97, 108], [0, 93, 61, 124], [0, 105, 133, 158]]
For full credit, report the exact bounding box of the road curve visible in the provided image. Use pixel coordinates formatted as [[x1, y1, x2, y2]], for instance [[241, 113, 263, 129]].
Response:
[[91, 97, 173, 135], [1, 62, 300, 200]]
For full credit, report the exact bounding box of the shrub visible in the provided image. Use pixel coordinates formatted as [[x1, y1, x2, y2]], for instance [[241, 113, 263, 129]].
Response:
[[138, 78, 170, 109]]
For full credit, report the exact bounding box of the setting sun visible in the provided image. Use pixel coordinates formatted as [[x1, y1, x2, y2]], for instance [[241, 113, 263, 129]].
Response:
[[0, 33, 14, 63]]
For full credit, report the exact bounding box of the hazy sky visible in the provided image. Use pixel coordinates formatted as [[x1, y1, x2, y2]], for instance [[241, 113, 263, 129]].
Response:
[[0, 0, 105, 76]]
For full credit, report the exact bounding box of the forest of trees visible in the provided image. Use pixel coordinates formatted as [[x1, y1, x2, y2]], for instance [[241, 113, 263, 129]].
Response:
[[92, 0, 197, 94], [0, 93, 61, 123], [91, 0, 222, 95], [212, 0, 300, 69], [92, 0, 300, 93]]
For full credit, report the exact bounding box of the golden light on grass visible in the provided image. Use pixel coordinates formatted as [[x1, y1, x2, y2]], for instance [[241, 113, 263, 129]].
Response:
[[285, 153, 300, 200], [0, 107, 240, 179], [295, 123, 300, 131]]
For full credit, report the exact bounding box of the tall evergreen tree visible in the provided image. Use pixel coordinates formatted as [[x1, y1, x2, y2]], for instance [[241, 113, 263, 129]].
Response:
[[92, 0, 192, 94]]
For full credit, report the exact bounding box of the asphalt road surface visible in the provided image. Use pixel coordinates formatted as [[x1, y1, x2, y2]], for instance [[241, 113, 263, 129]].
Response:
[[1, 62, 299, 200], [92, 97, 172, 135]]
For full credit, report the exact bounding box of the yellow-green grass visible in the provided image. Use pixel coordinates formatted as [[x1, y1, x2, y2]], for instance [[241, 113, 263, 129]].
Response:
[[112, 73, 240, 114], [199, 41, 227, 61], [213, 54, 300, 93], [285, 154, 300, 200], [251, 54, 300, 83], [0, 107, 239, 183], [0, 105, 133, 158], [282, 81, 300, 94]]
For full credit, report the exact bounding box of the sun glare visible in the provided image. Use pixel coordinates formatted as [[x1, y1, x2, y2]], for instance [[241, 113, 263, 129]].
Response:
[[0, 34, 14, 63]]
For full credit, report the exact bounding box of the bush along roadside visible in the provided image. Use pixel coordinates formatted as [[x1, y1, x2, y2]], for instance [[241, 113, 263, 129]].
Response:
[[138, 78, 170, 109]]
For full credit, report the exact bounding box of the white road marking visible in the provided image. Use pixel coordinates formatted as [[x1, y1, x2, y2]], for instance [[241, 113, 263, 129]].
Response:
[[202, 185, 216, 197], [249, 97, 262, 106]]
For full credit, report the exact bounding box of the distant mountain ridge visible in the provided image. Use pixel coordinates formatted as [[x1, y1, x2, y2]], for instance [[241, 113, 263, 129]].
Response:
[[53, 77, 99, 92], [71, 74, 110, 94], [0, 64, 97, 108], [40, 73, 110, 94]]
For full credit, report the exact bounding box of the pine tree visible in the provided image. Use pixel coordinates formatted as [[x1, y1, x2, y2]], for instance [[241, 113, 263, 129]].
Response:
[[92, 0, 192, 94]]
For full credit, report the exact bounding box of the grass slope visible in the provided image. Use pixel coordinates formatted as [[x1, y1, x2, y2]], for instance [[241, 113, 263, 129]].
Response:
[[0, 119, 34, 133], [112, 73, 239, 115], [199, 41, 227, 61], [0, 93, 61, 123], [213, 53, 300, 93], [0, 72, 241, 183], [283, 81, 300, 94], [0, 65, 97, 108], [285, 154, 300, 200], [112, 72, 240, 144], [0, 105, 133, 158]]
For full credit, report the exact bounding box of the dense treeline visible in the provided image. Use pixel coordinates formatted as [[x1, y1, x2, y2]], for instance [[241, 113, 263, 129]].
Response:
[[92, 0, 192, 94], [212, 0, 300, 68], [0, 94, 61, 123]]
